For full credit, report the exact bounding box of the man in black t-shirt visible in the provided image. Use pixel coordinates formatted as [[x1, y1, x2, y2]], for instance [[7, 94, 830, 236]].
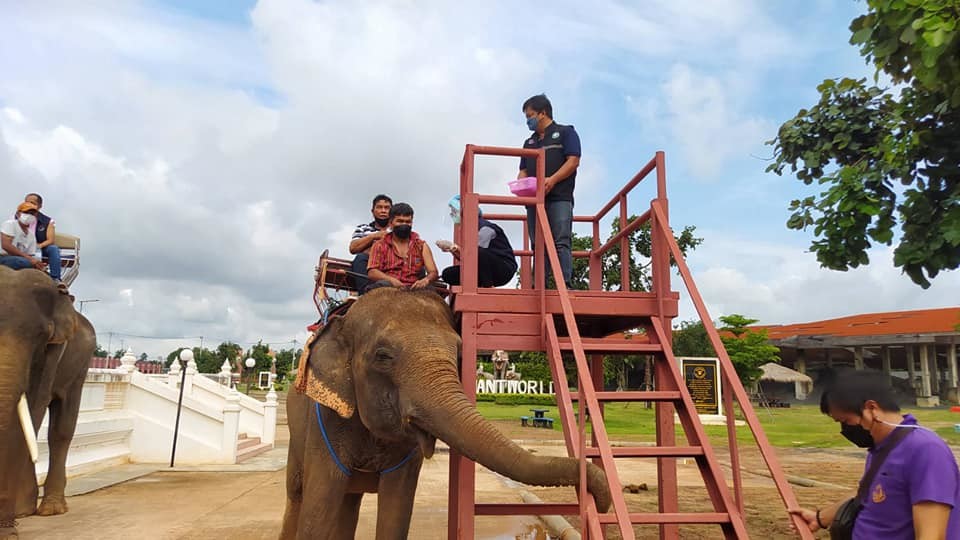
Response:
[[517, 94, 581, 288], [24, 193, 61, 282]]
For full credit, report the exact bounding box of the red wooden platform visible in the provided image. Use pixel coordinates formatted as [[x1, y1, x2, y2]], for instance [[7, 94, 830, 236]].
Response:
[[446, 146, 814, 539]]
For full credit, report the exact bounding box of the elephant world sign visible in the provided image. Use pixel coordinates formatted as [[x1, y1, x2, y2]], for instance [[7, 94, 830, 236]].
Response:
[[475, 379, 555, 395]]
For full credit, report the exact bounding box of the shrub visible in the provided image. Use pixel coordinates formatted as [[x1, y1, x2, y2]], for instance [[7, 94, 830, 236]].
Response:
[[489, 393, 557, 406]]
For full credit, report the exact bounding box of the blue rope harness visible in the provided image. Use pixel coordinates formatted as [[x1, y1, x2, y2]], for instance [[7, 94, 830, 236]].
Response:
[[314, 402, 417, 477]]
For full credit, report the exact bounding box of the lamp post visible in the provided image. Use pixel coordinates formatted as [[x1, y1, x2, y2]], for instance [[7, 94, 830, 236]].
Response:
[[170, 348, 192, 468], [245, 356, 256, 394], [78, 298, 100, 313]]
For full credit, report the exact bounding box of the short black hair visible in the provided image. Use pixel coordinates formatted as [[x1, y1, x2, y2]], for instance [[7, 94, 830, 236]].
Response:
[[372, 194, 392, 208], [26, 193, 43, 205], [819, 371, 901, 415], [389, 202, 414, 220], [522, 94, 553, 118]]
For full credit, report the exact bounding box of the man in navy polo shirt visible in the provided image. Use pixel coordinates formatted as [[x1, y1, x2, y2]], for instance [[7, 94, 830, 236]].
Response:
[[518, 94, 581, 288], [24, 193, 61, 282], [790, 371, 959, 538]]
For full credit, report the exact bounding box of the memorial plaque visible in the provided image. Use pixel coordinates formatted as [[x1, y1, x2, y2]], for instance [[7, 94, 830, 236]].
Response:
[[680, 358, 719, 416]]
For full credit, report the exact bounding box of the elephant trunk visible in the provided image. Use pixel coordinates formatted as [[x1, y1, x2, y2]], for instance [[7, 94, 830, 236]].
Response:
[[411, 374, 612, 513]]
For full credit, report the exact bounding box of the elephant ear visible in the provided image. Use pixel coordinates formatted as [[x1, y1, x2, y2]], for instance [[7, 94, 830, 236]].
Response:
[[301, 318, 355, 419]]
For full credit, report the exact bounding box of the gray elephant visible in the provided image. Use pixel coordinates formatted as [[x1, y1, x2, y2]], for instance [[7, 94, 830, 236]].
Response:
[[0, 267, 95, 539], [280, 287, 611, 540]]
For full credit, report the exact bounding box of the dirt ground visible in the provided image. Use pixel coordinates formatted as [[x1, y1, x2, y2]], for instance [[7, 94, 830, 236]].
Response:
[[14, 422, 879, 539]]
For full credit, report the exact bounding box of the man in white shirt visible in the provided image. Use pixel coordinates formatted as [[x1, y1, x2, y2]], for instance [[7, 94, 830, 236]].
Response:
[[0, 201, 46, 273]]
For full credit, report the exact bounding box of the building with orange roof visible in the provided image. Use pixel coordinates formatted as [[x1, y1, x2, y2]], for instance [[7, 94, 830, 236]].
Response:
[[759, 307, 960, 407]]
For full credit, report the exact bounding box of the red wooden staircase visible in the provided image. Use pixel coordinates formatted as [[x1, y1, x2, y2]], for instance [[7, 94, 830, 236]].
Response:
[[446, 146, 815, 539]]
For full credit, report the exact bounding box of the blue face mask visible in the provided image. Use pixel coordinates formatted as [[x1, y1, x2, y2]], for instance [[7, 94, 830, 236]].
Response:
[[526, 115, 539, 131]]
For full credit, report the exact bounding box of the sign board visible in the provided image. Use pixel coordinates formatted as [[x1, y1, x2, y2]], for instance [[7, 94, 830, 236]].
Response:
[[257, 371, 274, 390], [677, 357, 720, 416]]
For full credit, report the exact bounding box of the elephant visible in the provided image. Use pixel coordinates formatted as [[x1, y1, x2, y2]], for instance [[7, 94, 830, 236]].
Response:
[[0, 267, 95, 539], [280, 287, 611, 540]]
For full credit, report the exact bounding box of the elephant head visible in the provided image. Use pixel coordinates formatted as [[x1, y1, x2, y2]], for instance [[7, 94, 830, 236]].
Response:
[[303, 287, 612, 512], [0, 268, 76, 432]]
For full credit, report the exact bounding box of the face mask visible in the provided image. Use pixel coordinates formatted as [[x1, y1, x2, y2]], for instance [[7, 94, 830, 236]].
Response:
[[18, 214, 36, 226], [393, 224, 412, 239], [374, 217, 389, 228], [841, 423, 875, 449], [526, 115, 539, 131]]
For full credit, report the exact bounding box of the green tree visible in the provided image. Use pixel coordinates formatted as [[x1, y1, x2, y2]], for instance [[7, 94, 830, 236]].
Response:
[[672, 320, 715, 357], [113, 349, 126, 359], [718, 315, 779, 387], [275, 348, 299, 381], [767, 1, 960, 288], [94, 343, 109, 357], [568, 219, 702, 292]]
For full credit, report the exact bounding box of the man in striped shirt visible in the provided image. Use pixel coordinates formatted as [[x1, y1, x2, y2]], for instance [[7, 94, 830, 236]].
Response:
[[348, 194, 392, 291]]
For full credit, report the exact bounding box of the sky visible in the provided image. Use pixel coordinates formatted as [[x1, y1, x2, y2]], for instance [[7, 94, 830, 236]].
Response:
[[1, 0, 957, 359]]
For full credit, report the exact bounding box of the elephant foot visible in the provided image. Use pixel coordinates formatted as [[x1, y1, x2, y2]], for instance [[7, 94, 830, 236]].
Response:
[[0, 520, 18, 540], [36, 497, 68, 516]]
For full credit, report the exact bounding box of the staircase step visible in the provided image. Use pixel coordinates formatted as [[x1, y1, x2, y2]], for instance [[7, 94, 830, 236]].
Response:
[[237, 436, 261, 451], [557, 338, 662, 353], [583, 446, 703, 458], [569, 391, 681, 402], [597, 512, 731, 525], [236, 442, 272, 463]]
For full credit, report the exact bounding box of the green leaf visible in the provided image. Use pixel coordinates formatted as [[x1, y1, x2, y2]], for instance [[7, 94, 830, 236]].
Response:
[[900, 25, 918, 43], [851, 27, 873, 44]]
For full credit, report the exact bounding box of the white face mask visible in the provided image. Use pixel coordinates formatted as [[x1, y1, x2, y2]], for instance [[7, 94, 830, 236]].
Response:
[[18, 214, 36, 226]]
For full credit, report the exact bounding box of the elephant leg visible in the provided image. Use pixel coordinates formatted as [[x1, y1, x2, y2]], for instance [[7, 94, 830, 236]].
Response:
[[374, 454, 424, 540], [279, 441, 303, 540], [334, 493, 363, 540], [296, 447, 351, 539], [37, 383, 81, 516]]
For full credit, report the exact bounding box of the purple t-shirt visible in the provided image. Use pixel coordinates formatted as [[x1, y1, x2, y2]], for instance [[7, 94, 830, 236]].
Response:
[[853, 414, 960, 539]]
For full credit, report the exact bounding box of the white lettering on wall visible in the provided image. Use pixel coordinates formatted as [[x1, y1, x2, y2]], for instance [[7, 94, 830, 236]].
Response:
[[475, 379, 556, 395]]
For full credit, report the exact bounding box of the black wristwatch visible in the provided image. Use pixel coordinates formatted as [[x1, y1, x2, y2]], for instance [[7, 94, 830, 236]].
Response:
[[816, 509, 826, 529]]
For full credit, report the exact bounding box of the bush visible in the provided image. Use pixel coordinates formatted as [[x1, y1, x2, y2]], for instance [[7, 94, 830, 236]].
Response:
[[484, 393, 557, 406]]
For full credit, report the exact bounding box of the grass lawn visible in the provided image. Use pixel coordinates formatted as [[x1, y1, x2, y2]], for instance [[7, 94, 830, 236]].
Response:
[[476, 401, 960, 448]]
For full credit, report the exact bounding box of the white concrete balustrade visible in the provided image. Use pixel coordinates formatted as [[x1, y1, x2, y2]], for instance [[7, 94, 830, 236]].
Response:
[[36, 349, 278, 482]]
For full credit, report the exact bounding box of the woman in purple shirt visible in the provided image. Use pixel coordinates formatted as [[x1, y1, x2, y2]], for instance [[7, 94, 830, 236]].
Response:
[[791, 372, 960, 539]]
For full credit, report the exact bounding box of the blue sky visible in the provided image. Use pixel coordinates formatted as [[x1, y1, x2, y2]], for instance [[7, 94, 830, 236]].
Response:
[[1, 0, 956, 357]]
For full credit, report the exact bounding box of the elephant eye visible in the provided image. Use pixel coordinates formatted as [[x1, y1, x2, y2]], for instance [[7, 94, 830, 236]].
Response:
[[374, 348, 394, 363]]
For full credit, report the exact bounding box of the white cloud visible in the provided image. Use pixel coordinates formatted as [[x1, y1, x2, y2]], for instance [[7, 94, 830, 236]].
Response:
[[3, 0, 932, 359], [679, 232, 960, 325], [629, 64, 772, 179]]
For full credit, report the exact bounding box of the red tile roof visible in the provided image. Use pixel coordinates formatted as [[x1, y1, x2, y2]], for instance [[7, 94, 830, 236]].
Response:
[[754, 308, 960, 340]]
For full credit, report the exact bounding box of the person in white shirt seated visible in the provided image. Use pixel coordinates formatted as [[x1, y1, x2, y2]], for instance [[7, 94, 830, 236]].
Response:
[[0, 201, 47, 274]]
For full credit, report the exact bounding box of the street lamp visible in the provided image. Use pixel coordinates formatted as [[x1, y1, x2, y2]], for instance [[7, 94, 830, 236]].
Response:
[[170, 348, 193, 468], [244, 356, 256, 394], [78, 298, 100, 313]]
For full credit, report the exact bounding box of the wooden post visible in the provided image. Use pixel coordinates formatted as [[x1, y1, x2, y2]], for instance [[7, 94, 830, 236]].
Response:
[[825, 349, 833, 368], [794, 353, 807, 400], [907, 345, 916, 389], [854, 346, 864, 371], [881, 346, 891, 375], [920, 345, 932, 397]]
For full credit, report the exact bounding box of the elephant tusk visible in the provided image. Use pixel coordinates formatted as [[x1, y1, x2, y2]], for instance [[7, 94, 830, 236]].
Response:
[[18, 394, 39, 463]]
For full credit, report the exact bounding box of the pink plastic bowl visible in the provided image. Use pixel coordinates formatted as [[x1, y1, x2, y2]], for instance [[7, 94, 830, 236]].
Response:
[[509, 176, 538, 197]]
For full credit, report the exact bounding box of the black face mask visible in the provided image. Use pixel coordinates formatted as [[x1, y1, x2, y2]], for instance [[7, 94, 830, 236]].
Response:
[[841, 423, 875, 449], [374, 217, 389, 228], [393, 224, 412, 239]]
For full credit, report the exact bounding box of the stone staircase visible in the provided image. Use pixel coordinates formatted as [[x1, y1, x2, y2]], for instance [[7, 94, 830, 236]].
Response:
[[236, 433, 272, 463], [247, 388, 288, 425]]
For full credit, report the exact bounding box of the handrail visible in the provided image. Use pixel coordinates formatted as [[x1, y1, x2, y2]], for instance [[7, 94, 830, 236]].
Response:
[[650, 201, 815, 540]]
